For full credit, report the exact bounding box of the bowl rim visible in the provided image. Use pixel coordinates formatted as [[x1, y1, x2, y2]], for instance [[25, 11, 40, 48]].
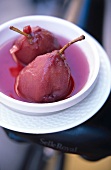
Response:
[[0, 15, 100, 114]]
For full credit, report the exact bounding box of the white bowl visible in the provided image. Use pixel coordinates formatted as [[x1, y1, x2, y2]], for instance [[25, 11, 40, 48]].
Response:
[[0, 15, 100, 115]]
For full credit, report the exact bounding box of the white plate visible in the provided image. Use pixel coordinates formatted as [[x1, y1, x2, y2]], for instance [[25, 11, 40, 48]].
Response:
[[0, 35, 111, 134]]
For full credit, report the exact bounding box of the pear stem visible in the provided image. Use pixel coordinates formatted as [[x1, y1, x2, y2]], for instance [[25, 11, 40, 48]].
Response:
[[9, 26, 32, 38], [59, 35, 85, 55]]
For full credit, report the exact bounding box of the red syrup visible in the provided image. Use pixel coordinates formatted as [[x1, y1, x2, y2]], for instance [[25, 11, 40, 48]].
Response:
[[0, 36, 89, 102]]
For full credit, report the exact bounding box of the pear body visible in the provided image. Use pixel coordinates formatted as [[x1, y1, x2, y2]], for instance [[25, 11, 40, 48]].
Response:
[[15, 50, 72, 103]]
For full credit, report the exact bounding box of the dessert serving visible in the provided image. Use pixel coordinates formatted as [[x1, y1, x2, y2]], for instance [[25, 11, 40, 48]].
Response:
[[0, 16, 100, 114], [9, 25, 85, 103]]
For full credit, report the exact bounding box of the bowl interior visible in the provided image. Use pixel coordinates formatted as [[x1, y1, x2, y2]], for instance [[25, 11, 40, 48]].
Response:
[[0, 16, 99, 114]]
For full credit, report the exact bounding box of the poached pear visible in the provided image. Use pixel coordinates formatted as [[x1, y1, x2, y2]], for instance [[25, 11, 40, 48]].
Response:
[[15, 35, 85, 103], [10, 25, 61, 65]]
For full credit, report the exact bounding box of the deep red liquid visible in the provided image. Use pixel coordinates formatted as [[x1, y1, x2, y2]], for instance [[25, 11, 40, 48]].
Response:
[[0, 36, 89, 102]]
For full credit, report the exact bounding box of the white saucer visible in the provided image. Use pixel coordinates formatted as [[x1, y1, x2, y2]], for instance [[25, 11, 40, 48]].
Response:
[[0, 36, 111, 134]]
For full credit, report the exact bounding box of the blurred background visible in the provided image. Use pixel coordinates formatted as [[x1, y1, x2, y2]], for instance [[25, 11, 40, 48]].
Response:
[[0, 0, 110, 58], [0, 0, 111, 169]]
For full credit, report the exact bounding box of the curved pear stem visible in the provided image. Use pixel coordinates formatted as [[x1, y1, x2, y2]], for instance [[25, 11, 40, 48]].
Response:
[[9, 26, 32, 38], [59, 35, 85, 55]]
